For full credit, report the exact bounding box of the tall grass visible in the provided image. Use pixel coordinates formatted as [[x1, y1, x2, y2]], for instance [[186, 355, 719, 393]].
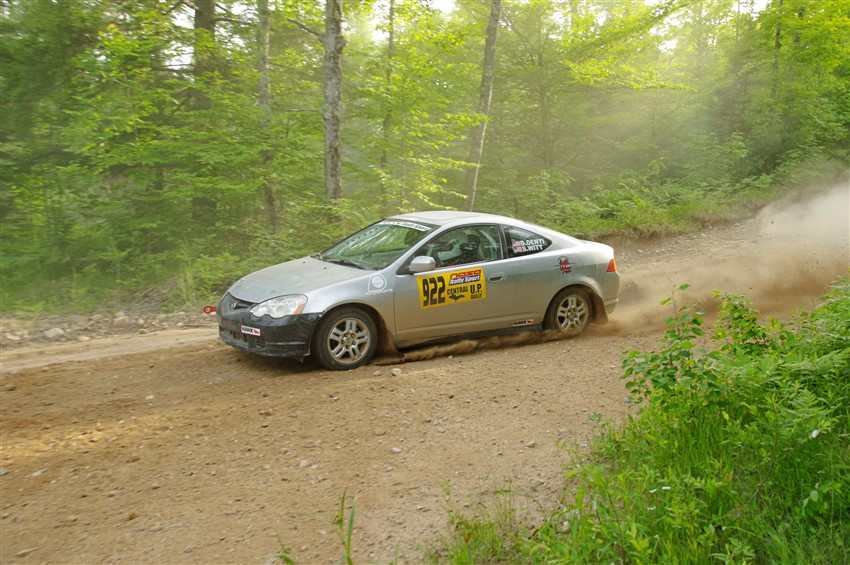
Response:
[[437, 280, 850, 564]]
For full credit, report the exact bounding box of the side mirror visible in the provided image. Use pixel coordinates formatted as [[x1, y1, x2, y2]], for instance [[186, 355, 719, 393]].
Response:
[[408, 255, 436, 274]]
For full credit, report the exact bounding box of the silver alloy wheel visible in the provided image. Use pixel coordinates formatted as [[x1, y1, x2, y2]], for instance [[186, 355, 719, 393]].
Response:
[[545, 288, 592, 337], [326, 316, 371, 365], [556, 294, 589, 331], [314, 307, 378, 370]]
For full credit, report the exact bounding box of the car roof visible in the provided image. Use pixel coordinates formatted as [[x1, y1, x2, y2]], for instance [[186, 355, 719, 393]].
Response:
[[390, 210, 583, 247], [390, 210, 512, 226]]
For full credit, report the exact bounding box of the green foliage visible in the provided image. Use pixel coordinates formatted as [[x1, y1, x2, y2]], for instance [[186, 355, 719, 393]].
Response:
[[270, 540, 296, 565], [429, 480, 530, 564], [623, 284, 719, 407], [335, 490, 356, 565], [438, 280, 850, 564], [2, 0, 847, 312], [346, 0, 479, 214], [525, 179, 761, 241]]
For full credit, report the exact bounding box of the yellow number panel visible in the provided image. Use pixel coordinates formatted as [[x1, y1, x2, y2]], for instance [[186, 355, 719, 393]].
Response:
[[418, 268, 487, 309]]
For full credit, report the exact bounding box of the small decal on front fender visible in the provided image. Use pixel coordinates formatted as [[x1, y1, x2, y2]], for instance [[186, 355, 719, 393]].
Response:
[[241, 325, 261, 337]]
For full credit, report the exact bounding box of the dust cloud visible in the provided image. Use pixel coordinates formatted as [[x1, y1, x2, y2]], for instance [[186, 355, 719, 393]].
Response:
[[383, 181, 849, 364], [611, 180, 850, 333]]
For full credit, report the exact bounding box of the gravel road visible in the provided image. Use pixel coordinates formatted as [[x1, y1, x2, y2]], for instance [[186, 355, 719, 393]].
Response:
[[1, 184, 847, 564]]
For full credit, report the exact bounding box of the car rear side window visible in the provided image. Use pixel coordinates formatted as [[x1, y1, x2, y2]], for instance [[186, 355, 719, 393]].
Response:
[[503, 226, 551, 257]]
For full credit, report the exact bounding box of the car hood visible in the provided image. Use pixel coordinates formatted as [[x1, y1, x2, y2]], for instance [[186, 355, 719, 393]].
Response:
[[227, 256, 369, 303]]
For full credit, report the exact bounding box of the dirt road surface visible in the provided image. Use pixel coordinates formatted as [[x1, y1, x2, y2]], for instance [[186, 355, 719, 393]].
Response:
[[2, 185, 847, 564]]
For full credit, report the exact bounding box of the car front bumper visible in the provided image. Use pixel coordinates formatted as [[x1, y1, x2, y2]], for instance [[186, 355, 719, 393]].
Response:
[[217, 293, 321, 358]]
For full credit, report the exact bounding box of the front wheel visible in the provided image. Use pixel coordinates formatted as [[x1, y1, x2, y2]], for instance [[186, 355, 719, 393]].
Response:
[[313, 307, 378, 370], [544, 287, 592, 337]]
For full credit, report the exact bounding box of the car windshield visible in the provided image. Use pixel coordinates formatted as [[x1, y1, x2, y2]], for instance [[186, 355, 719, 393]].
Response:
[[316, 219, 436, 270]]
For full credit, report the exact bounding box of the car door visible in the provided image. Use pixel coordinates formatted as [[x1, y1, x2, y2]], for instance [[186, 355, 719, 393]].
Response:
[[392, 224, 519, 345], [499, 224, 557, 319]]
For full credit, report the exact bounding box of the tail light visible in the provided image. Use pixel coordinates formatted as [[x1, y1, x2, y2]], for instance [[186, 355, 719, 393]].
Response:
[[606, 258, 617, 272]]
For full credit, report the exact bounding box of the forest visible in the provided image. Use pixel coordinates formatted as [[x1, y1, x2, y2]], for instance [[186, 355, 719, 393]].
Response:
[[1, 0, 848, 312]]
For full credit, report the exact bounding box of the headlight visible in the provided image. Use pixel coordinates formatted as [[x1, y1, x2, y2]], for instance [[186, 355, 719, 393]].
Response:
[[250, 295, 307, 319]]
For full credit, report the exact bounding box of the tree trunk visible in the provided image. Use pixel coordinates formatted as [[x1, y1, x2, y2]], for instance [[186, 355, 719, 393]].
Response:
[[380, 0, 396, 215], [193, 0, 216, 77], [257, 0, 279, 232], [323, 0, 345, 205], [191, 0, 216, 212], [771, 0, 783, 102], [258, 0, 271, 119], [465, 0, 502, 212]]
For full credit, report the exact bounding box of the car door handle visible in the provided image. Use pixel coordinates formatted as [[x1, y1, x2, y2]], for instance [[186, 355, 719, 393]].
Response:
[[489, 272, 506, 282]]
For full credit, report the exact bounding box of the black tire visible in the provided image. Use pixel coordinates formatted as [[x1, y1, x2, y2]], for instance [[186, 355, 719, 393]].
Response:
[[544, 287, 592, 337], [313, 307, 378, 370]]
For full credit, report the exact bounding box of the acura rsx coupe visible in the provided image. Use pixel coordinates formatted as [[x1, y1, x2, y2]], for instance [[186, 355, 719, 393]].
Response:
[[217, 211, 620, 370]]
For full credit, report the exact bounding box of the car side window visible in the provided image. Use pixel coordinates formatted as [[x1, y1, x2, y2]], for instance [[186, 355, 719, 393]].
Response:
[[503, 226, 551, 258], [420, 225, 503, 268]]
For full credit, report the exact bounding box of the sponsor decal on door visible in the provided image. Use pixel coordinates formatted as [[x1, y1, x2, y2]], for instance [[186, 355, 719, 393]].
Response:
[[418, 268, 487, 309]]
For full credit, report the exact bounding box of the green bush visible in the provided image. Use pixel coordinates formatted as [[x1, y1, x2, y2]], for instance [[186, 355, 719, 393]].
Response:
[[438, 279, 850, 564]]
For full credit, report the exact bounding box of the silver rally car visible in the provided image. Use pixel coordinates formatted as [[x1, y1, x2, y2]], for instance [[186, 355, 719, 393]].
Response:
[[217, 211, 620, 370]]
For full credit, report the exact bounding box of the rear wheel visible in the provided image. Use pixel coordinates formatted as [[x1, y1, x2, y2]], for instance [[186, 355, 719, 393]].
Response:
[[313, 307, 378, 370], [545, 287, 592, 337]]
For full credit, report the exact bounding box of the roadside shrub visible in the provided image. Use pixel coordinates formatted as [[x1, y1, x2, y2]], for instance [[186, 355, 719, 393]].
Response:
[[437, 279, 850, 564], [559, 280, 850, 563]]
